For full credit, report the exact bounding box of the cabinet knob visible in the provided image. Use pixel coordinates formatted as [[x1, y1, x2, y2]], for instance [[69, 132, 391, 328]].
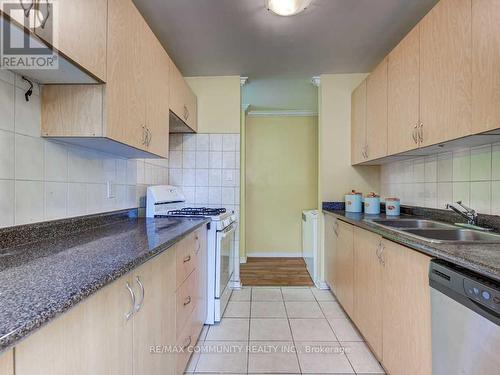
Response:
[[183, 255, 191, 263], [184, 295, 192, 306]]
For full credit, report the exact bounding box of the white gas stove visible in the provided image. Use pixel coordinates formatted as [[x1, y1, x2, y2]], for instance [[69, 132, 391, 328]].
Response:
[[146, 185, 240, 324]]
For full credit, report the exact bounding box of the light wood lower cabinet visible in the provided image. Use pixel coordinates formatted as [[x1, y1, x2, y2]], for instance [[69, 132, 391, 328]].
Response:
[[15, 273, 134, 375], [132, 249, 176, 375], [0, 349, 13, 375], [14, 226, 207, 375], [382, 239, 432, 375], [324, 214, 338, 292], [334, 221, 354, 317], [324, 218, 432, 375], [353, 227, 383, 359]]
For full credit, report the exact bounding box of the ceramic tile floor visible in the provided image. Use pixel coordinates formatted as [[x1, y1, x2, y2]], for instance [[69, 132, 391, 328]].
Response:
[[185, 287, 385, 374]]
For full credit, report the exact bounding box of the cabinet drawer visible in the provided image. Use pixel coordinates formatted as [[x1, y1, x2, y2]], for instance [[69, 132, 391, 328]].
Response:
[[176, 269, 198, 338], [176, 303, 204, 375], [176, 230, 201, 288]]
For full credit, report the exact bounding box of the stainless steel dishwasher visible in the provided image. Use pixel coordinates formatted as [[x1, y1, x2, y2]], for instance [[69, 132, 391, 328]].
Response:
[[429, 260, 500, 375]]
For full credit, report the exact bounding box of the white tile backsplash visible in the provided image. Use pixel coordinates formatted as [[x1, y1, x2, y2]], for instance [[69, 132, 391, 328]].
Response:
[[0, 72, 168, 228], [381, 143, 500, 215]]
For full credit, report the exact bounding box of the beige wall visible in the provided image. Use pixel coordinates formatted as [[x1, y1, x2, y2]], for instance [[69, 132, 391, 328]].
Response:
[[186, 76, 241, 134], [246, 115, 318, 256], [317, 73, 380, 286], [319, 74, 380, 202]]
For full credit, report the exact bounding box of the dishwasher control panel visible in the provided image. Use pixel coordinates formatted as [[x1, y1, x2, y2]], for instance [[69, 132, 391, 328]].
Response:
[[464, 278, 500, 313]]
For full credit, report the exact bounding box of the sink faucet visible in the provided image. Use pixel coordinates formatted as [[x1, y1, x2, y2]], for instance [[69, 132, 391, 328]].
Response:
[[446, 201, 478, 226]]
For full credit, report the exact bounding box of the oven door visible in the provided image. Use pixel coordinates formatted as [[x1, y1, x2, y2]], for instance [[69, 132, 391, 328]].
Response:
[[215, 223, 236, 299]]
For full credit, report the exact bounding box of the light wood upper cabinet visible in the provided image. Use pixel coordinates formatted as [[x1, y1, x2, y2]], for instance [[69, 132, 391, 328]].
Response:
[[388, 25, 421, 154], [15, 274, 134, 375], [334, 221, 354, 317], [351, 79, 367, 165], [42, 0, 171, 158], [382, 240, 432, 375], [0, 350, 14, 375], [144, 26, 171, 157], [33, 0, 108, 81], [366, 58, 388, 161], [132, 249, 176, 375], [106, 0, 146, 150], [419, 0, 472, 146], [170, 61, 198, 132], [324, 214, 338, 292], [472, 0, 500, 133], [353, 228, 383, 359]]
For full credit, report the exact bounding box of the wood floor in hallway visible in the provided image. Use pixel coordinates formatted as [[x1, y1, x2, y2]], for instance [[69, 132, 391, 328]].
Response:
[[240, 257, 314, 286]]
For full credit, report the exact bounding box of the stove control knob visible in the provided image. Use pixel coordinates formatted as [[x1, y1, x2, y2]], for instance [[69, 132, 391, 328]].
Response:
[[481, 291, 491, 301]]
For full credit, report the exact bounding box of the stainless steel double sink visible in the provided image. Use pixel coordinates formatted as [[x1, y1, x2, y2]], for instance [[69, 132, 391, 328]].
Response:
[[366, 219, 500, 244]]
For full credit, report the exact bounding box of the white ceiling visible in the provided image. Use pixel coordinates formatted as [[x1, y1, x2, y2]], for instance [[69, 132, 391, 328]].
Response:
[[133, 0, 438, 79]]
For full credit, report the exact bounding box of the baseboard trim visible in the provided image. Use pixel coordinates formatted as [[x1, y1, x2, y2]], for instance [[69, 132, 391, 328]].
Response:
[[314, 281, 330, 290], [246, 252, 303, 258]]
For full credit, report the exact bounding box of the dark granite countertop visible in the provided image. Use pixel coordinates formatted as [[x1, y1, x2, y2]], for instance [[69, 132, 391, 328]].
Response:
[[323, 209, 500, 283], [0, 215, 209, 353]]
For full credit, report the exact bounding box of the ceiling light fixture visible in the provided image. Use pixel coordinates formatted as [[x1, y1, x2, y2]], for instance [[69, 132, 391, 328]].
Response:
[[266, 0, 313, 16]]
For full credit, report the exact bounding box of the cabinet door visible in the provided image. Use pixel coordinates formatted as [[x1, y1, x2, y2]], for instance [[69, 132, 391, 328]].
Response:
[[195, 227, 208, 326], [353, 228, 383, 359], [324, 214, 338, 291], [420, 0, 472, 146], [106, 0, 146, 149], [388, 25, 420, 154], [382, 240, 432, 375], [16, 274, 134, 375], [351, 80, 367, 165], [0, 350, 13, 375], [169, 61, 197, 132], [366, 58, 388, 161], [133, 249, 176, 375], [472, 0, 500, 133], [334, 221, 354, 317], [34, 0, 107, 81], [144, 28, 170, 158]]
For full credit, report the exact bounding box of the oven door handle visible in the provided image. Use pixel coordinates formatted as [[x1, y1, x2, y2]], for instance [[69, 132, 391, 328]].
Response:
[[219, 223, 236, 239]]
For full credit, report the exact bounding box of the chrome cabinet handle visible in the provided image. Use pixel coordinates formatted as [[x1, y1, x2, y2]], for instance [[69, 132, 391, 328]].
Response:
[[141, 125, 146, 145], [146, 128, 151, 147], [412, 124, 418, 144], [182, 336, 192, 350], [183, 255, 191, 263], [19, 0, 34, 17], [379, 243, 385, 266], [134, 276, 145, 312], [333, 221, 339, 237], [34, 0, 50, 29], [125, 282, 136, 320], [194, 234, 201, 254], [418, 123, 424, 144], [183, 295, 192, 306]]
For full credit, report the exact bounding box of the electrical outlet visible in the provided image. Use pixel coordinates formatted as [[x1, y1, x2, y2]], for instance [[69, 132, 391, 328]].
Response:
[[107, 181, 116, 199]]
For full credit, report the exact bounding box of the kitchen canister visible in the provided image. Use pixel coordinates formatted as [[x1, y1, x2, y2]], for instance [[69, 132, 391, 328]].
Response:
[[345, 190, 363, 213], [364, 192, 381, 214], [385, 197, 401, 216]]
